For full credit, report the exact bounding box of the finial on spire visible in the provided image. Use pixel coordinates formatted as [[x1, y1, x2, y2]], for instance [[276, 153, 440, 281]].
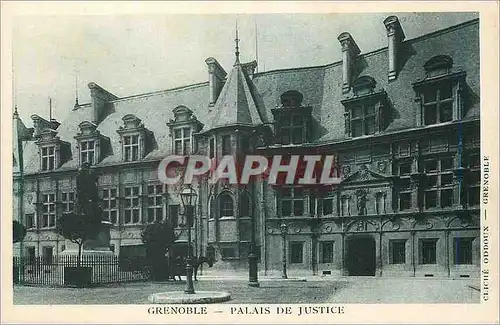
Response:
[[234, 20, 240, 66], [13, 105, 19, 119]]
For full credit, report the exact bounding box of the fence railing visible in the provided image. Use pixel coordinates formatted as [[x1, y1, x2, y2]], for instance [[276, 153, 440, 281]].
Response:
[[13, 255, 150, 287]]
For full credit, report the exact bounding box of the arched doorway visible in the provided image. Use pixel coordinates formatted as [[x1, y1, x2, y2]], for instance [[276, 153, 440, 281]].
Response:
[[346, 236, 376, 276]]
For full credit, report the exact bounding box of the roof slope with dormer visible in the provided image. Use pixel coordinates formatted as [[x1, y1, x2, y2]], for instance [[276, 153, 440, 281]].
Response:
[[15, 18, 479, 176]]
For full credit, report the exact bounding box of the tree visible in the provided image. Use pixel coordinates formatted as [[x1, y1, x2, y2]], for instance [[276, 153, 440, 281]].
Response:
[[56, 163, 103, 267], [13, 220, 26, 244], [141, 221, 179, 279]]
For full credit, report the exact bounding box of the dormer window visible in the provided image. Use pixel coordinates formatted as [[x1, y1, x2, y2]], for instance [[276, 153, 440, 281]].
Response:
[[75, 121, 107, 166], [41, 146, 55, 171], [272, 90, 312, 145], [80, 140, 95, 165], [174, 127, 191, 156], [167, 106, 203, 156], [117, 114, 149, 162], [35, 128, 69, 171], [342, 77, 388, 138], [414, 55, 467, 126], [123, 135, 139, 161]]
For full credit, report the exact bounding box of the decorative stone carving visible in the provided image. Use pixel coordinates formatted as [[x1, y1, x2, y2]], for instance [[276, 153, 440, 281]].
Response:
[[356, 220, 367, 232], [342, 165, 351, 179], [355, 188, 368, 215], [377, 161, 387, 173]]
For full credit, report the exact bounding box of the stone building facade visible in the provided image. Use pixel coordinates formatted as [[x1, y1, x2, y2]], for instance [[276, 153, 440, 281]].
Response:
[[13, 16, 481, 278]]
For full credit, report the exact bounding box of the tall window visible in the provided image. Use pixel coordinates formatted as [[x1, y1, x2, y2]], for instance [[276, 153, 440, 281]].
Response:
[[281, 114, 304, 145], [280, 187, 304, 217], [322, 197, 334, 215], [454, 237, 473, 265], [351, 104, 376, 137], [41, 146, 55, 171], [80, 140, 95, 165], [468, 153, 480, 206], [102, 188, 118, 225], [174, 127, 191, 155], [209, 138, 215, 158], [290, 242, 304, 264], [61, 192, 75, 214], [25, 213, 35, 229], [390, 240, 406, 264], [219, 193, 234, 218], [422, 82, 453, 125], [341, 196, 350, 216], [221, 135, 231, 155], [239, 193, 251, 217], [123, 135, 139, 162], [168, 205, 180, 227], [124, 186, 140, 224], [41, 194, 56, 228], [424, 157, 454, 209], [320, 241, 334, 263], [419, 239, 438, 264], [147, 185, 164, 223]]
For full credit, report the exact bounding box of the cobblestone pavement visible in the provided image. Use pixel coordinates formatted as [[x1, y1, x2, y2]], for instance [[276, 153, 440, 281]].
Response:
[[13, 277, 480, 305]]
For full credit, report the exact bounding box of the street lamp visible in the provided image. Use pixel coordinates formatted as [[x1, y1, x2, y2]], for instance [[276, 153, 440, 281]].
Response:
[[180, 185, 197, 294], [280, 222, 288, 279]]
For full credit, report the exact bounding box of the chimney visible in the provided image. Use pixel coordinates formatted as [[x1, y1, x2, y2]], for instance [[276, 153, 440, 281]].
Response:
[[88, 82, 118, 124], [384, 15, 406, 81], [30, 114, 52, 138], [205, 57, 227, 107], [337, 32, 361, 93], [242, 60, 258, 79]]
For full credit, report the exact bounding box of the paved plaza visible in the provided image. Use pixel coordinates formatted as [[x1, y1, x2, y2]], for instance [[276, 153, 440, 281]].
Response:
[[13, 275, 480, 304]]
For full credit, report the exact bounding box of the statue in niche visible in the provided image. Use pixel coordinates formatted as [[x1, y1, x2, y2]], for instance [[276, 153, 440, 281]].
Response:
[[356, 188, 368, 215]]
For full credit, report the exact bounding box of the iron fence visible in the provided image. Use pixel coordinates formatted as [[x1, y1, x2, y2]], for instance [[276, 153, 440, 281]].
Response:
[[13, 255, 150, 287]]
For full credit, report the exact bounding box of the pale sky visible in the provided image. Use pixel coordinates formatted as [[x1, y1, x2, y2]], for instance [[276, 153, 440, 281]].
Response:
[[13, 12, 478, 124]]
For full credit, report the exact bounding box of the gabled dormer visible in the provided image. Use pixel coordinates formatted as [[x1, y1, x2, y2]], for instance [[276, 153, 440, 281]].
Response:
[[116, 114, 150, 162], [167, 106, 203, 156], [271, 90, 313, 145], [413, 55, 468, 126], [342, 76, 389, 138], [74, 121, 110, 166], [35, 128, 70, 171]]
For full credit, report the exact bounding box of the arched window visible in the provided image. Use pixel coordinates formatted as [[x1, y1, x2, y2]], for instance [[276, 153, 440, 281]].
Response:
[[218, 193, 234, 218], [239, 192, 251, 217]]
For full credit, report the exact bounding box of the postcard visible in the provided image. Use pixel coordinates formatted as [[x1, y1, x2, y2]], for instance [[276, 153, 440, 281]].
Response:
[[1, 1, 498, 324]]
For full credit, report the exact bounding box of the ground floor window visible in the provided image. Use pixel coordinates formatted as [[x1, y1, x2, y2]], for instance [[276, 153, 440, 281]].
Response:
[[289, 241, 304, 264], [220, 245, 238, 259], [320, 241, 334, 263], [419, 239, 437, 264], [454, 237, 473, 265], [42, 246, 53, 264], [389, 239, 406, 264]]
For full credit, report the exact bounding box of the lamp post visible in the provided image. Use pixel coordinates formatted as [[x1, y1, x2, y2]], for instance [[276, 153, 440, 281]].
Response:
[[180, 185, 197, 295], [248, 214, 260, 287], [280, 222, 288, 279]]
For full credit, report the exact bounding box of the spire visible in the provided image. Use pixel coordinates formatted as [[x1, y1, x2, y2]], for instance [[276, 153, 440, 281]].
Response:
[[234, 20, 240, 66]]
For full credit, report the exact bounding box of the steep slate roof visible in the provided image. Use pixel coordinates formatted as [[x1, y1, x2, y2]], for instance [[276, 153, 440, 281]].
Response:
[[203, 63, 263, 132], [18, 18, 480, 176]]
